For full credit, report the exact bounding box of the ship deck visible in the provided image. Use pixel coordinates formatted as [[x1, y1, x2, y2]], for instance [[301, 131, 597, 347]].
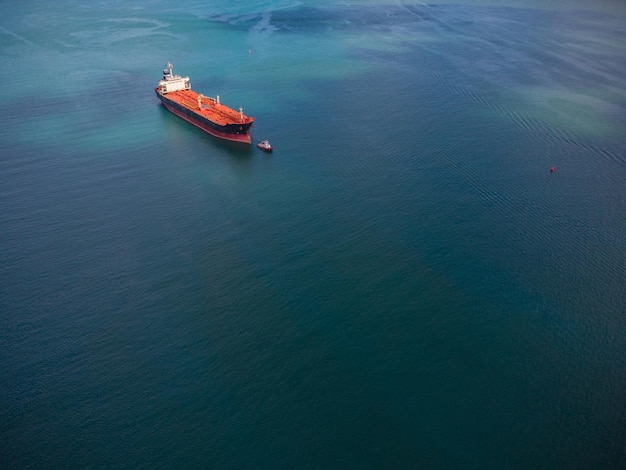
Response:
[[162, 89, 254, 126]]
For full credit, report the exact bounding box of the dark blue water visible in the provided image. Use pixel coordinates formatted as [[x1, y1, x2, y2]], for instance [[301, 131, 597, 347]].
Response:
[[2, 1, 625, 468]]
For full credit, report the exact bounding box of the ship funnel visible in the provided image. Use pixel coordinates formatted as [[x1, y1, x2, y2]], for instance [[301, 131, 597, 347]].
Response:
[[164, 62, 174, 79]]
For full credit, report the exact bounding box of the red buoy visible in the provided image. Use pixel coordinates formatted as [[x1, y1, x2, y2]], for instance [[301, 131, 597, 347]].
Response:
[[550, 166, 555, 173]]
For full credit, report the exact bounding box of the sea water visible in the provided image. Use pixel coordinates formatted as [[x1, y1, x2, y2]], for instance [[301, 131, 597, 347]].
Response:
[[1, 1, 625, 467]]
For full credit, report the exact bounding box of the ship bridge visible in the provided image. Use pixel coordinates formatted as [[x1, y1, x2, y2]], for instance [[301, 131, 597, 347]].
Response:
[[158, 62, 191, 94]]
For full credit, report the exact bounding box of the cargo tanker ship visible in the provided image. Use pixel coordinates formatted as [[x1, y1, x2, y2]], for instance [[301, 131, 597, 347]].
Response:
[[155, 62, 254, 144]]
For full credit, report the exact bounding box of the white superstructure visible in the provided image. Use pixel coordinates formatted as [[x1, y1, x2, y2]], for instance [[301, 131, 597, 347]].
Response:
[[157, 62, 191, 94]]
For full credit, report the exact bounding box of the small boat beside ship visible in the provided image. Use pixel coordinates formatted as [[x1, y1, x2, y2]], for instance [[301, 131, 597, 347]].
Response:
[[256, 140, 273, 152], [155, 62, 254, 144]]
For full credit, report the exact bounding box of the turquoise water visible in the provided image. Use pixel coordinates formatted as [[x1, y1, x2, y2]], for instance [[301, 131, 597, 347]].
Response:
[[1, 1, 625, 467]]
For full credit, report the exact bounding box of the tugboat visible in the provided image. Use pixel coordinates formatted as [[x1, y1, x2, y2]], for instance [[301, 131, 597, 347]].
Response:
[[256, 139, 273, 152]]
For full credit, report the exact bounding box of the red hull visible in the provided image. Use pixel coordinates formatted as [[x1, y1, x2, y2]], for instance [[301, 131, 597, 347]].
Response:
[[161, 100, 252, 144]]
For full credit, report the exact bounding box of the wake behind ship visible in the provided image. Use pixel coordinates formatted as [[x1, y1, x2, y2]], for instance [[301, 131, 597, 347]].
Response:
[[155, 62, 254, 143]]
